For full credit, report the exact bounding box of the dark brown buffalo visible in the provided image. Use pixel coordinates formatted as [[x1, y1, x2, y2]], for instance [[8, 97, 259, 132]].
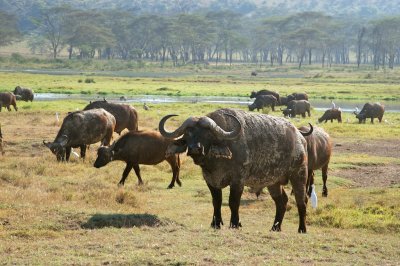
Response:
[[83, 99, 138, 134], [44, 108, 116, 161], [13, 86, 34, 102], [0, 92, 18, 112], [286, 92, 309, 103], [159, 108, 312, 233], [318, 109, 342, 123], [250, 89, 280, 104], [355, 103, 385, 123], [248, 95, 278, 112], [282, 100, 311, 118], [94, 130, 181, 189], [299, 125, 332, 197]]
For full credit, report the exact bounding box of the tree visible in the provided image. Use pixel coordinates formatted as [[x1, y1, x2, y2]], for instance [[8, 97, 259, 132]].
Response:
[[35, 6, 73, 59], [0, 10, 20, 47]]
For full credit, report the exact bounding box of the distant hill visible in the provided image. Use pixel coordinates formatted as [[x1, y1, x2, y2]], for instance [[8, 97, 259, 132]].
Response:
[[1, 0, 400, 30]]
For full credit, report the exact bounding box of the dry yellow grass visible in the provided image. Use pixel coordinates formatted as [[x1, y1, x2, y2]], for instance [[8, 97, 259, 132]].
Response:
[[0, 101, 399, 264]]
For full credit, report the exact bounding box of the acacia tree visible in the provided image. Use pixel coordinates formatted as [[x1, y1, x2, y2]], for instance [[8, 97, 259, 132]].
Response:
[[0, 11, 20, 47], [35, 6, 73, 59]]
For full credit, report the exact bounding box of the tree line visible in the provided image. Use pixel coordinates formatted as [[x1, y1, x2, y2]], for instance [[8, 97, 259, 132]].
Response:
[[1, 7, 400, 69]]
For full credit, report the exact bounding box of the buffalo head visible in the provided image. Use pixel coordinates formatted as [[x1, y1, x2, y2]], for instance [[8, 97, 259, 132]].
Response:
[[282, 108, 292, 118], [43, 136, 68, 161], [94, 142, 116, 168], [159, 114, 241, 165], [250, 91, 257, 98]]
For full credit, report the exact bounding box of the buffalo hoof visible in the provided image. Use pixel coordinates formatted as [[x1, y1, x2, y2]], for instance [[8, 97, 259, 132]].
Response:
[[177, 180, 182, 187], [270, 222, 281, 232], [322, 189, 328, 197], [229, 222, 242, 229], [211, 219, 223, 229], [117, 182, 124, 187], [167, 184, 174, 189], [298, 227, 307, 234]]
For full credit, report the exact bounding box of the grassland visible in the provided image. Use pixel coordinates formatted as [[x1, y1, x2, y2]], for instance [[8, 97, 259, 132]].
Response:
[[0, 99, 399, 265], [0, 64, 400, 101]]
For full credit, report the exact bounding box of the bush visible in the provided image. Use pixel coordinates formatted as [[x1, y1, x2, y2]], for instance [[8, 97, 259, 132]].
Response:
[[84, 78, 95, 83]]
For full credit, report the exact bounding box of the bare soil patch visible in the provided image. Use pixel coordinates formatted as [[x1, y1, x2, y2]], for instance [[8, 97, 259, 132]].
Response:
[[332, 164, 400, 188], [333, 139, 400, 158], [332, 138, 400, 187]]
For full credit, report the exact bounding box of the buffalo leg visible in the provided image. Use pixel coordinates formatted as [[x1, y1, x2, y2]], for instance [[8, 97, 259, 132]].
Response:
[[132, 163, 143, 185], [322, 164, 329, 197], [6, 106, 11, 111], [119, 162, 133, 186], [306, 169, 314, 197], [229, 183, 244, 228], [267, 184, 288, 232], [65, 147, 71, 162], [80, 145, 86, 159], [290, 169, 308, 233], [166, 155, 181, 189], [207, 183, 223, 229], [371, 117, 374, 123], [13, 104, 17, 111]]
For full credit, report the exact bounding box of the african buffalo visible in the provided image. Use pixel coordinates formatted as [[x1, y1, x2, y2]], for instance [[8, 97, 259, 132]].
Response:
[[94, 130, 181, 189], [248, 95, 278, 112], [282, 100, 311, 118], [318, 108, 342, 123], [355, 103, 385, 123], [13, 86, 34, 102], [299, 125, 332, 197], [83, 99, 138, 134], [287, 92, 309, 103], [0, 92, 18, 112], [250, 89, 280, 104], [159, 108, 312, 233], [44, 108, 116, 161]]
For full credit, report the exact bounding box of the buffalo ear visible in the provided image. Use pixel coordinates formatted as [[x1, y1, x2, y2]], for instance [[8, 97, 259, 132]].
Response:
[[166, 142, 187, 157], [208, 145, 232, 159]]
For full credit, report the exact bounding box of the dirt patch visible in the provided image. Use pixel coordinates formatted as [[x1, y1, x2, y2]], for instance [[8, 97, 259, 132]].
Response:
[[333, 139, 400, 158], [332, 164, 400, 188], [332, 138, 400, 187]]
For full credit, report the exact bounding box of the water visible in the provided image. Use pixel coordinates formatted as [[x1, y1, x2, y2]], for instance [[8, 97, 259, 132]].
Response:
[[34, 93, 400, 113]]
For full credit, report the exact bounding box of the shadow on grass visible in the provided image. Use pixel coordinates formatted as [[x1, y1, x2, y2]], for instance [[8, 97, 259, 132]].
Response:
[[81, 213, 164, 229]]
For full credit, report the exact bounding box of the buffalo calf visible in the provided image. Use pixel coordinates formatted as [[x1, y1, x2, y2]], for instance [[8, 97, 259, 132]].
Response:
[[318, 108, 342, 123], [94, 130, 181, 189]]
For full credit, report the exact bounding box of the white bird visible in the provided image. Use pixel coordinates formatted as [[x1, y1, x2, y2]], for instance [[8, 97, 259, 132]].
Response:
[[143, 103, 149, 111], [71, 148, 80, 158], [355, 107, 359, 112], [310, 184, 318, 209], [346, 118, 350, 123], [384, 119, 389, 124], [331, 100, 336, 109], [55, 112, 60, 123]]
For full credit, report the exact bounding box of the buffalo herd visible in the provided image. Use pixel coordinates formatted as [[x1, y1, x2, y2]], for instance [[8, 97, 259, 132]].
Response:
[[0, 85, 389, 233]]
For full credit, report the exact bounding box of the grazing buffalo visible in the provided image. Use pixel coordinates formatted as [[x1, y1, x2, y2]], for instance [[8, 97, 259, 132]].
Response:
[[299, 125, 332, 197], [0, 92, 18, 112], [13, 86, 34, 102], [287, 92, 309, 103], [248, 95, 278, 112], [44, 108, 116, 161], [318, 108, 342, 123], [83, 99, 138, 134], [159, 108, 312, 233], [250, 89, 280, 104], [355, 103, 385, 123], [94, 130, 181, 189], [282, 100, 311, 118]]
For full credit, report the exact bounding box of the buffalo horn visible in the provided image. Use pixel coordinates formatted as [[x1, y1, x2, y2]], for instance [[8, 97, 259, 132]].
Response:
[[159, 115, 198, 139], [198, 113, 241, 140], [299, 123, 313, 137]]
